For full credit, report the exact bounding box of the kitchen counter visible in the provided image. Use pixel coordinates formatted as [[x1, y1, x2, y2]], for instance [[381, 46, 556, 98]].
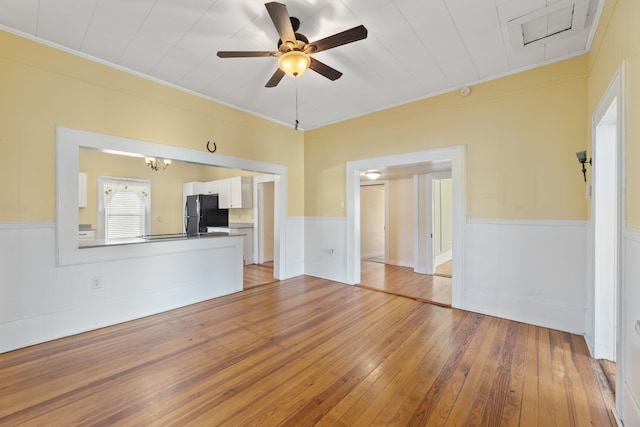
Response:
[[79, 231, 233, 249], [207, 224, 254, 265]]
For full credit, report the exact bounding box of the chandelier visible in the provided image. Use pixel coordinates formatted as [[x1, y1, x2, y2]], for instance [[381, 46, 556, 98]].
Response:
[[145, 157, 171, 172]]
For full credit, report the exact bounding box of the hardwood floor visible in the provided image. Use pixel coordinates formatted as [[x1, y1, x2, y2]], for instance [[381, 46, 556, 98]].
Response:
[[243, 261, 276, 289], [359, 261, 452, 307], [0, 276, 615, 426], [435, 259, 452, 278]]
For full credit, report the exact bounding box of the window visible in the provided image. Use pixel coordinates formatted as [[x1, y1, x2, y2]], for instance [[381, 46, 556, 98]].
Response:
[[97, 176, 151, 240]]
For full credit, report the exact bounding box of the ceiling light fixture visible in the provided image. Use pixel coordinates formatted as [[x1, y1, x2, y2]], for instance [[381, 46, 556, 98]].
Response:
[[278, 50, 311, 78], [364, 170, 381, 180], [145, 157, 171, 172]]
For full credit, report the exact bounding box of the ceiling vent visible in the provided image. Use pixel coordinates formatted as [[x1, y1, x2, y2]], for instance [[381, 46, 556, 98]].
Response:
[[508, 0, 589, 50]]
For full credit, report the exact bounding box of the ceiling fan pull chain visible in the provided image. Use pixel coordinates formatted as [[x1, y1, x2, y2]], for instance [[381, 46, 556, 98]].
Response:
[[295, 86, 299, 130]]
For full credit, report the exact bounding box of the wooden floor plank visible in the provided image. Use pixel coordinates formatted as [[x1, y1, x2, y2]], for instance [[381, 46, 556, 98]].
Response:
[[359, 261, 452, 307], [0, 276, 615, 426]]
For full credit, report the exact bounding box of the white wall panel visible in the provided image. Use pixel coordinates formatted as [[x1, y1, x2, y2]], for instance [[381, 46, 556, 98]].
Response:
[[0, 223, 243, 354], [463, 219, 589, 334], [284, 216, 305, 279], [622, 228, 640, 425], [304, 216, 347, 283]]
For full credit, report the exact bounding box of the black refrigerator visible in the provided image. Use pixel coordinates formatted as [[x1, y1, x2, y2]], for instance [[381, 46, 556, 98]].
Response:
[[184, 194, 228, 235]]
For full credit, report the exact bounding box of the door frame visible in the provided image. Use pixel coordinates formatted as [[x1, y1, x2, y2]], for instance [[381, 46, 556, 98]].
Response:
[[346, 146, 466, 308], [253, 174, 277, 265], [589, 63, 625, 417]]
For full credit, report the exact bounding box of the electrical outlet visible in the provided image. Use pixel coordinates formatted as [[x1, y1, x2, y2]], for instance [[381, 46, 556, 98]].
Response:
[[91, 276, 102, 290], [330, 248, 335, 257], [635, 320, 640, 337]]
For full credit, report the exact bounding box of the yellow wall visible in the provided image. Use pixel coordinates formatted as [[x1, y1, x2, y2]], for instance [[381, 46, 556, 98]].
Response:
[[3, 10, 632, 226], [360, 184, 385, 258], [79, 150, 205, 234], [387, 178, 414, 264], [305, 58, 589, 219], [0, 30, 304, 222], [587, 0, 640, 228], [78, 150, 259, 234]]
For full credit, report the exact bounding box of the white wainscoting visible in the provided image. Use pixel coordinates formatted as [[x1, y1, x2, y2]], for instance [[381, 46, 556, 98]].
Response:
[[303, 216, 589, 333], [463, 219, 589, 334], [622, 228, 640, 426], [0, 222, 244, 354], [304, 216, 347, 282], [284, 216, 305, 279]]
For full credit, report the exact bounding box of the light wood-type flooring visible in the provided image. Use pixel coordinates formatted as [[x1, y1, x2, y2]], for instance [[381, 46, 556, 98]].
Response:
[[0, 275, 615, 426], [435, 259, 452, 278], [359, 260, 452, 307], [243, 261, 277, 289]]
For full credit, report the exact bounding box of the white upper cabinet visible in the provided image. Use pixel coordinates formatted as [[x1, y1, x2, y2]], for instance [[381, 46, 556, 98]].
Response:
[[203, 180, 219, 195], [183, 181, 204, 212], [184, 177, 252, 209], [183, 181, 204, 197], [218, 176, 252, 209]]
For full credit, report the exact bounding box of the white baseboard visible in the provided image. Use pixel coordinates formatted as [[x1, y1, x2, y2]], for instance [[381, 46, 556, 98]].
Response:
[[435, 249, 452, 267]]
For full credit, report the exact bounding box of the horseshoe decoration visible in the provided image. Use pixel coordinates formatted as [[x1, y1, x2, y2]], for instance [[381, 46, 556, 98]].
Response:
[[206, 141, 217, 153]]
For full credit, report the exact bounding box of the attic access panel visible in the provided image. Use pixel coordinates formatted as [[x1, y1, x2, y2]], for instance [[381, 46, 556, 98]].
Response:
[[508, 0, 589, 50]]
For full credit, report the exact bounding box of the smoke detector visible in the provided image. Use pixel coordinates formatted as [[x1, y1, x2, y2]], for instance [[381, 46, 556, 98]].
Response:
[[508, 0, 589, 51]]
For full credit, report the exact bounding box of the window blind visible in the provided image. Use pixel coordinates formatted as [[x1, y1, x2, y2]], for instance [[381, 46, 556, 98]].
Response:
[[98, 177, 151, 239]]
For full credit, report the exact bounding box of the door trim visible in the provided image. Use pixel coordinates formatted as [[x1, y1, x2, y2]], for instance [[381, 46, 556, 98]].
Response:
[[589, 62, 626, 415], [346, 145, 466, 308]]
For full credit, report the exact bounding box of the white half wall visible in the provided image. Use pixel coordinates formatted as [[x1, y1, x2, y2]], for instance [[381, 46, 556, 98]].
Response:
[[0, 222, 245, 354], [464, 219, 588, 334], [304, 216, 347, 283], [284, 216, 305, 279], [621, 228, 640, 425]]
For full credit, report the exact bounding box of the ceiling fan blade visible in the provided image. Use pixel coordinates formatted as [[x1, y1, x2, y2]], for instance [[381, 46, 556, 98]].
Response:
[[265, 68, 286, 88], [309, 57, 342, 81], [217, 51, 277, 58], [265, 2, 296, 44], [308, 25, 368, 54]]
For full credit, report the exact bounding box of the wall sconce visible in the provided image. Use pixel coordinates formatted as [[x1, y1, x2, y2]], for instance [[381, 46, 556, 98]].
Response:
[[364, 170, 381, 180], [576, 151, 591, 182], [145, 157, 171, 172]]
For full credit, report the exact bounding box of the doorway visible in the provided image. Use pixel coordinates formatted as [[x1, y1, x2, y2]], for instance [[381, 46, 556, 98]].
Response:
[[346, 146, 466, 308], [433, 177, 453, 278], [360, 182, 387, 263], [593, 99, 619, 362], [590, 65, 625, 422], [244, 175, 278, 289], [258, 180, 275, 265]]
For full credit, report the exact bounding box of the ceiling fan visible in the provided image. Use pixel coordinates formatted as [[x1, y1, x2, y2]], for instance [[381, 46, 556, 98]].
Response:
[[217, 2, 368, 88]]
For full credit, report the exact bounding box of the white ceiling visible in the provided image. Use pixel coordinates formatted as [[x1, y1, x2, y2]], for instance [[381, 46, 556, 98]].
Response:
[[0, 0, 603, 130]]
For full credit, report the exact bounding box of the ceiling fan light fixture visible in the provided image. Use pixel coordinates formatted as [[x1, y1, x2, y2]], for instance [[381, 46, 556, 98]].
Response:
[[278, 50, 310, 78]]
